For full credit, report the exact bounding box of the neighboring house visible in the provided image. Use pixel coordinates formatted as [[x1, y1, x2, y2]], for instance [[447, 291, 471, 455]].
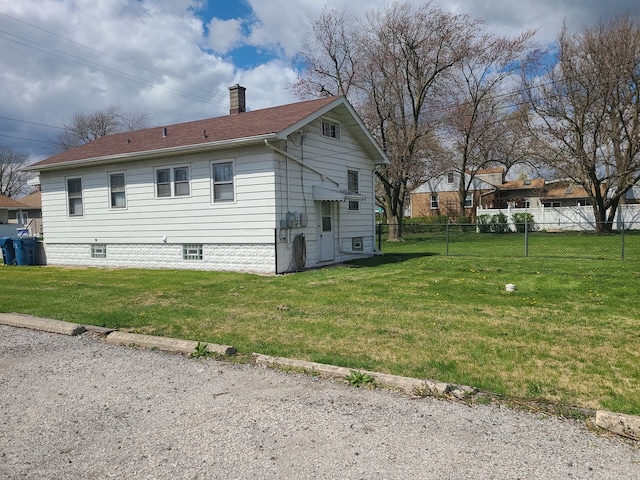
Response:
[[410, 168, 503, 220], [539, 180, 595, 207], [14, 188, 43, 237], [625, 184, 640, 204], [490, 178, 546, 209], [0, 194, 30, 237], [26, 86, 389, 274]]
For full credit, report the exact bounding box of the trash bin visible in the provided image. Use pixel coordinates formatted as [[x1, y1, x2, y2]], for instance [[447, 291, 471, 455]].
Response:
[[0, 237, 16, 266], [13, 237, 39, 266]]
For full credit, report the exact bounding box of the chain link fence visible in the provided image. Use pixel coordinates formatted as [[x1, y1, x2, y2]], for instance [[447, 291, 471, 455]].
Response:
[[376, 222, 640, 261]]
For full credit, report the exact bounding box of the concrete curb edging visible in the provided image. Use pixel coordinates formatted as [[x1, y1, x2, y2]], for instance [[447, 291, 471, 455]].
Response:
[[596, 410, 640, 441], [252, 353, 466, 398], [105, 331, 237, 356], [0, 313, 85, 336], [2, 313, 639, 442]]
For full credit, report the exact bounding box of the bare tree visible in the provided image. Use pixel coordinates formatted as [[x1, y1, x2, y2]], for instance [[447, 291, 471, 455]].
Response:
[[522, 15, 640, 232], [55, 104, 148, 152], [0, 146, 31, 198], [443, 31, 536, 220], [293, 2, 478, 240]]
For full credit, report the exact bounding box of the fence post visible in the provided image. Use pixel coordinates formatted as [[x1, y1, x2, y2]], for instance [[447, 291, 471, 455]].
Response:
[[621, 224, 625, 261], [524, 215, 529, 257], [445, 223, 449, 256], [377, 223, 381, 251]]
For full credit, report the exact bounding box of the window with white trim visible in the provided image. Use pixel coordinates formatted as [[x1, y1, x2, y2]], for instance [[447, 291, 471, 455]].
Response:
[[67, 177, 83, 216], [155, 166, 190, 198], [183, 244, 203, 260], [322, 118, 341, 140], [464, 193, 473, 208], [347, 169, 359, 211], [352, 237, 363, 251], [109, 172, 126, 208], [430, 194, 439, 209], [212, 161, 234, 202]]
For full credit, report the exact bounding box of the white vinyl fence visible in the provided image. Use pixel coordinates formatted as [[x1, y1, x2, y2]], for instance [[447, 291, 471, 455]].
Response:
[[476, 204, 640, 231]]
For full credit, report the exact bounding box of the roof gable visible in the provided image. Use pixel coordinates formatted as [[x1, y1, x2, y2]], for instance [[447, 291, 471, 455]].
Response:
[[0, 195, 28, 208]]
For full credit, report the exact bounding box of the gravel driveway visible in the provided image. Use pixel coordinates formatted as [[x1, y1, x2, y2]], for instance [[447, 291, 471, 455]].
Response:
[[1, 324, 638, 479]]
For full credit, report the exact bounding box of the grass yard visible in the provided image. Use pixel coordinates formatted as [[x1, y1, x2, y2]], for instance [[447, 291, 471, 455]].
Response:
[[1, 236, 639, 415]]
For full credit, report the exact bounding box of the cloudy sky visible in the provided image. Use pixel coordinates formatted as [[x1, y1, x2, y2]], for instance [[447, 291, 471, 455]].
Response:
[[1, 0, 639, 163]]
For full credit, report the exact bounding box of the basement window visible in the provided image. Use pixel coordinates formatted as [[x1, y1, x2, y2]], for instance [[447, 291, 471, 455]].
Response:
[[352, 237, 363, 251], [183, 244, 203, 261], [91, 244, 107, 259]]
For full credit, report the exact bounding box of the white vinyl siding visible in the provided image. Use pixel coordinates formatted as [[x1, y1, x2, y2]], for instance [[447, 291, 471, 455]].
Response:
[[39, 147, 277, 245]]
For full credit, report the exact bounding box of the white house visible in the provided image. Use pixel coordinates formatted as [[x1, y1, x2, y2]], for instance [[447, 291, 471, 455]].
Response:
[[27, 86, 389, 274]]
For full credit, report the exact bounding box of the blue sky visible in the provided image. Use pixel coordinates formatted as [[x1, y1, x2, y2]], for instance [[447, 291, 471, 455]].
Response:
[[1, 0, 639, 165]]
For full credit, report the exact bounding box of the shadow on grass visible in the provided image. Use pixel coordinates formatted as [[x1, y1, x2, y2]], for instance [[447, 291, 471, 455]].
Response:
[[347, 252, 438, 268]]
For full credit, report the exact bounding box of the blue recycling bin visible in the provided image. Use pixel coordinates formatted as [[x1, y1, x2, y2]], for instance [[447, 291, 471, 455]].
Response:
[[13, 237, 39, 266], [0, 237, 16, 266]]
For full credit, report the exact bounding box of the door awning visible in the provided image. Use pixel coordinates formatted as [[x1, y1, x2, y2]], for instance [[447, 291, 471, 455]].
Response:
[[312, 185, 365, 202]]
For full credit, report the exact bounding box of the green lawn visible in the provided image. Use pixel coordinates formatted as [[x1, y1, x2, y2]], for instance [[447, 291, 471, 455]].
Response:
[[1, 236, 639, 415]]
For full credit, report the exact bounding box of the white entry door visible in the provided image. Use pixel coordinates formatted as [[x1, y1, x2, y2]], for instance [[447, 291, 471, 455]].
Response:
[[318, 202, 334, 262]]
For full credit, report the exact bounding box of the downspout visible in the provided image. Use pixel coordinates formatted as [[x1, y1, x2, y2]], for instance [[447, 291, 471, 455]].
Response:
[[264, 139, 340, 187]]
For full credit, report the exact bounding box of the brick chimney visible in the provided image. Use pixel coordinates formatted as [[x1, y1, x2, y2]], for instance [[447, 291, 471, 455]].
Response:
[[229, 84, 246, 114]]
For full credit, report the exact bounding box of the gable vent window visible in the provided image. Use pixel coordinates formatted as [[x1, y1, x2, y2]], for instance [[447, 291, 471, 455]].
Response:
[[156, 166, 190, 198], [183, 244, 203, 261], [322, 119, 341, 140], [447, 172, 454, 184]]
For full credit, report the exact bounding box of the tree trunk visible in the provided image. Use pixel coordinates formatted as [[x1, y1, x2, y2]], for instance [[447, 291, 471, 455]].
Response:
[[387, 214, 403, 242]]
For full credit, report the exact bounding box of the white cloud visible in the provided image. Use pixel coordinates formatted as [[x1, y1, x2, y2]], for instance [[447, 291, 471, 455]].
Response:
[[207, 17, 243, 54]]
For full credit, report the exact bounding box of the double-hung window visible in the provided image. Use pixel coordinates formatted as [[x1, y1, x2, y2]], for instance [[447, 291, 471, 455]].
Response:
[[212, 161, 234, 202], [67, 177, 83, 216], [109, 172, 126, 208], [347, 169, 359, 211], [431, 194, 439, 209], [156, 166, 190, 198]]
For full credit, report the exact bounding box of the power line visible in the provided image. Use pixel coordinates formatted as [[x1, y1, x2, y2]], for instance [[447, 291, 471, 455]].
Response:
[[0, 134, 57, 145], [0, 116, 64, 131]]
